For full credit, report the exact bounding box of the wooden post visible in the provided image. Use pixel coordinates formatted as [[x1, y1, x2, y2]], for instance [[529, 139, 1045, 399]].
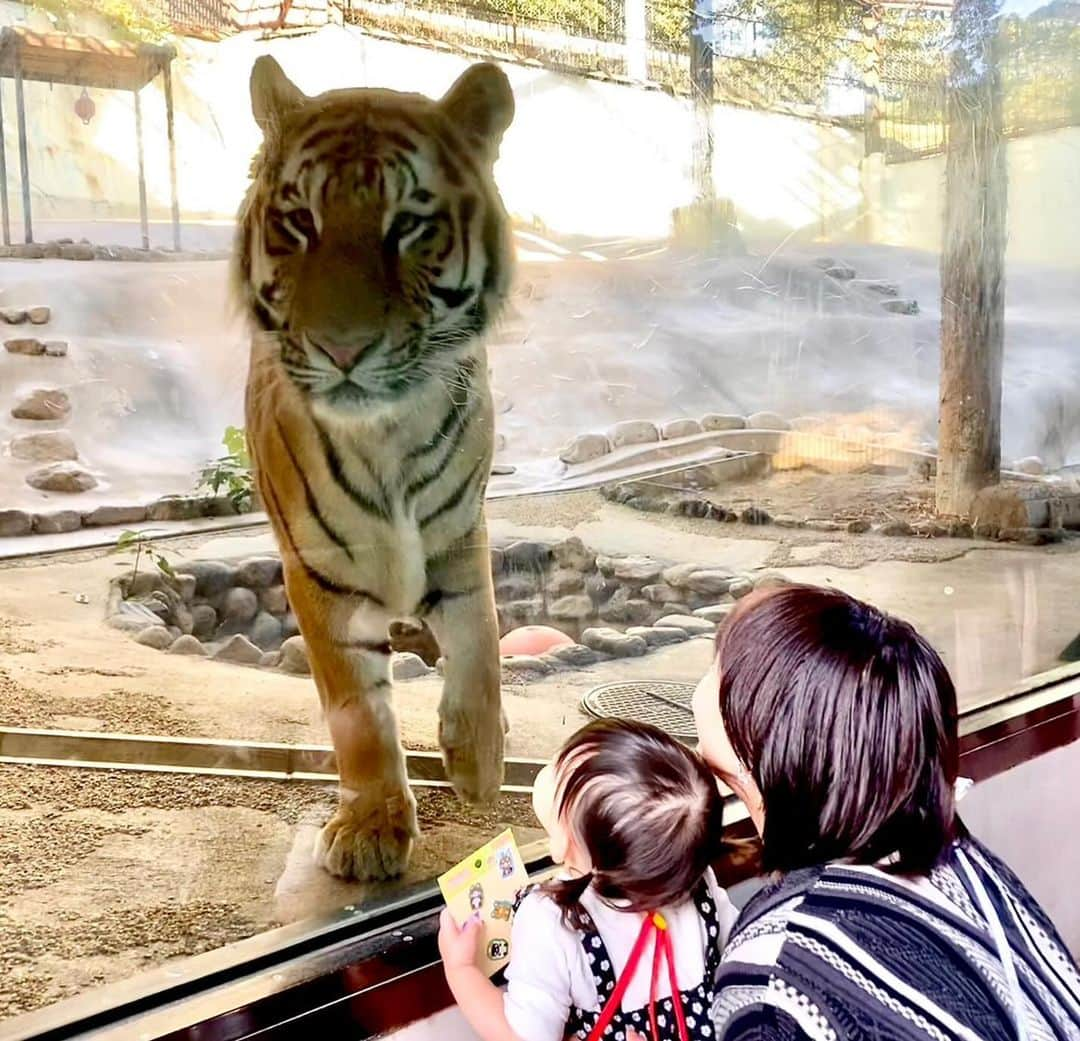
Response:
[[625, 0, 647, 81], [13, 48, 32, 244], [936, 0, 1007, 517], [134, 88, 150, 250], [689, 0, 714, 204], [0, 80, 10, 246], [162, 60, 181, 252]]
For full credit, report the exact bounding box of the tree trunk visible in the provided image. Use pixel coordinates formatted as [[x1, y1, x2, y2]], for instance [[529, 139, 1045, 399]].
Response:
[[936, 0, 1007, 517]]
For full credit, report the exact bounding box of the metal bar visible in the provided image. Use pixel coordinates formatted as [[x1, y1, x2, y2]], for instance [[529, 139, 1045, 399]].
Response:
[[162, 61, 180, 251], [0, 79, 10, 245], [13, 45, 32, 244], [0, 727, 547, 791], [134, 88, 149, 250]]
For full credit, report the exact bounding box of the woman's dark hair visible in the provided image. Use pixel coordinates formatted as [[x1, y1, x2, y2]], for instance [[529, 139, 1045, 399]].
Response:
[[543, 718, 724, 929], [714, 584, 959, 876]]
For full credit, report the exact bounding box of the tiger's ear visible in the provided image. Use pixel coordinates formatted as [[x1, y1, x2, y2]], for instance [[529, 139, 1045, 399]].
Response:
[[440, 63, 514, 158], [250, 56, 306, 134]]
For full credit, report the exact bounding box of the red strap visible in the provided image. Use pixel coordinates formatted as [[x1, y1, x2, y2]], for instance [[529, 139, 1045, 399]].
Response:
[[586, 914, 657, 1041], [586, 912, 690, 1041]]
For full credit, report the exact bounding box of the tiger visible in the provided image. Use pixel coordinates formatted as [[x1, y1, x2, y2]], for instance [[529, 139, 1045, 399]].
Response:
[[233, 56, 515, 880]]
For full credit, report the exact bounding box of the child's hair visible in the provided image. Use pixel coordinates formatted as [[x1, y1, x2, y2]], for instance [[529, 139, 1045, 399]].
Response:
[[543, 718, 725, 929]]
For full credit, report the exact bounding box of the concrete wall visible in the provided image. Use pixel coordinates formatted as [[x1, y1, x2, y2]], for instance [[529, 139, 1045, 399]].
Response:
[[0, 4, 1076, 264]]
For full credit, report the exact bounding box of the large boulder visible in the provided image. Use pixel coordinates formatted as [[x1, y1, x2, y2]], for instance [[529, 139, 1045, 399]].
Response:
[[25, 461, 97, 493], [12, 387, 71, 421], [9, 430, 78, 463]]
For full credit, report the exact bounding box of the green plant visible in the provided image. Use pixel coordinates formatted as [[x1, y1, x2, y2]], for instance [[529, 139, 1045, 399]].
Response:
[[197, 425, 255, 514], [112, 528, 177, 595], [27, 0, 171, 41]]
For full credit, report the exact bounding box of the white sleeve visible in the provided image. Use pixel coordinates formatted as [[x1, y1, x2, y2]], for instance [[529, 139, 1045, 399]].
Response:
[[704, 867, 740, 947], [502, 892, 575, 1041]]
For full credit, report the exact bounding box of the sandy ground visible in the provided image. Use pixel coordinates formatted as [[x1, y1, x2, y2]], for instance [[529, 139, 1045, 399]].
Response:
[[1, 493, 1079, 1019]]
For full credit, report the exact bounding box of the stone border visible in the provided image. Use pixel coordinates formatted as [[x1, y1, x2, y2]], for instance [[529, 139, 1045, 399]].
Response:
[[106, 537, 790, 683], [0, 240, 229, 262], [599, 482, 1071, 545], [0, 495, 248, 538]]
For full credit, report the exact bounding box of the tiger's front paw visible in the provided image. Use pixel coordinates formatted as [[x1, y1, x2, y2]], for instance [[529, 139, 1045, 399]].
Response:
[[439, 706, 504, 805], [315, 785, 419, 881]]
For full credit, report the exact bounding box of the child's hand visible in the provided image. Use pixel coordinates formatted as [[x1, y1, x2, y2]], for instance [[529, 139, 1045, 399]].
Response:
[[438, 907, 483, 972]]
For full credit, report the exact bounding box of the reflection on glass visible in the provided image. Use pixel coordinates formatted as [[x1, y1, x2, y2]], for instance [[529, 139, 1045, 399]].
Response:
[[0, 0, 1076, 1022]]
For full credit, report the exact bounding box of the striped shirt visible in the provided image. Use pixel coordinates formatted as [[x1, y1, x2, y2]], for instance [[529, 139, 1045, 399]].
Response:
[[713, 839, 1080, 1041]]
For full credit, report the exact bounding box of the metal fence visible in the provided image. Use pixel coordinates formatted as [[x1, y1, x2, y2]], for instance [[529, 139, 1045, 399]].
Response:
[[155, 0, 237, 36]]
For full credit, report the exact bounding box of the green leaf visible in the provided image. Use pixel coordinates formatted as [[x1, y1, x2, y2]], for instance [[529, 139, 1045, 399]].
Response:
[[155, 556, 176, 578]]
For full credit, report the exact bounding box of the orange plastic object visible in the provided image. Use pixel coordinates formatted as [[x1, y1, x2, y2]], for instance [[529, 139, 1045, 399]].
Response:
[[499, 625, 574, 656]]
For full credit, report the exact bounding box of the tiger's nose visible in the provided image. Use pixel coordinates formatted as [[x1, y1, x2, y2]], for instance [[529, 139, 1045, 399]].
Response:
[[306, 333, 370, 372]]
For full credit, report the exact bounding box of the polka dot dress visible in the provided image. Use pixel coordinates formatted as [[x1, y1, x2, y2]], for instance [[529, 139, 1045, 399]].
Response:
[[562, 882, 723, 1041]]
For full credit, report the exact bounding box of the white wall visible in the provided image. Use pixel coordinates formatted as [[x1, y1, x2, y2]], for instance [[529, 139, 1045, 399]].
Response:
[[0, 6, 1076, 265]]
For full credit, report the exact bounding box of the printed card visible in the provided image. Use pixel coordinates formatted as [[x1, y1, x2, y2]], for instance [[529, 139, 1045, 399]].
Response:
[[437, 828, 529, 975]]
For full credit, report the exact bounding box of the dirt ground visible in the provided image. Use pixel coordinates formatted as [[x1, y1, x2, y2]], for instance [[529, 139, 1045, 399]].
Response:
[[1, 494, 1078, 1019]]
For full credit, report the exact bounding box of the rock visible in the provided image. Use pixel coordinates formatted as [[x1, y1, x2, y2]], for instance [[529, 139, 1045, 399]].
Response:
[[694, 604, 734, 622], [176, 574, 197, 602], [876, 520, 914, 537], [548, 594, 594, 621], [547, 644, 600, 667], [671, 498, 710, 518], [9, 430, 78, 463], [598, 588, 654, 625], [5, 337, 45, 356], [581, 627, 648, 658], [108, 599, 164, 632], [0, 307, 27, 323], [179, 561, 236, 599], [661, 419, 703, 440], [804, 519, 845, 533], [701, 414, 746, 431], [503, 540, 553, 573], [191, 605, 218, 639], [745, 412, 790, 431], [847, 518, 872, 534], [33, 509, 80, 534], [489, 547, 505, 575], [600, 483, 636, 505], [250, 611, 284, 650], [12, 387, 71, 421], [881, 298, 920, 316], [772, 515, 805, 529], [259, 585, 289, 615], [235, 556, 282, 589], [1010, 456, 1045, 476], [222, 587, 259, 624], [740, 506, 772, 526], [626, 496, 667, 513], [25, 461, 96, 492], [997, 527, 1062, 546], [169, 634, 208, 656], [497, 576, 538, 601], [135, 626, 173, 650], [949, 520, 975, 539], [547, 568, 584, 597], [642, 583, 683, 604], [281, 612, 300, 639], [0, 509, 33, 536], [626, 625, 689, 648], [680, 570, 734, 597], [27, 306, 51, 324], [655, 614, 716, 636], [585, 573, 618, 603], [82, 505, 148, 527], [825, 263, 856, 280], [279, 635, 311, 675], [728, 578, 755, 599], [214, 634, 264, 665], [559, 433, 611, 465], [60, 243, 95, 261], [608, 555, 663, 584], [260, 652, 282, 668], [851, 279, 899, 297], [43, 341, 67, 358], [609, 420, 660, 448], [502, 655, 554, 679], [970, 483, 1080, 530], [148, 496, 204, 521], [393, 653, 433, 680]]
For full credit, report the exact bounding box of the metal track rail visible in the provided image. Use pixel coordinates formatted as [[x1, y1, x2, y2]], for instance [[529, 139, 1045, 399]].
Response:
[[0, 727, 546, 793]]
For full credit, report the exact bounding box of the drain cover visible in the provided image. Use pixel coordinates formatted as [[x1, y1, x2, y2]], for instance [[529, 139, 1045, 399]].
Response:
[[581, 681, 698, 743]]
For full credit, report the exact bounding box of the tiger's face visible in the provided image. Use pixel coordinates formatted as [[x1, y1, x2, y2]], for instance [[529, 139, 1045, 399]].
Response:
[[235, 59, 515, 415]]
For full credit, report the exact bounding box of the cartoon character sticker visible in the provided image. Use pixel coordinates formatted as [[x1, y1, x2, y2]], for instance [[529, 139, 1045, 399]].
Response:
[[497, 847, 516, 879], [469, 883, 485, 913], [487, 938, 510, 960], [490, 900, 513, 922]]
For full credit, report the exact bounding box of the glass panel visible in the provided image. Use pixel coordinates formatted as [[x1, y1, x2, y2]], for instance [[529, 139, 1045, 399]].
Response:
[[0, 0, 1076, 1021]]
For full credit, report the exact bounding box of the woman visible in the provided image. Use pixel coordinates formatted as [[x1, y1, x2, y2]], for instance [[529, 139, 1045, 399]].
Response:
[[693, 584, 1080, 1041]]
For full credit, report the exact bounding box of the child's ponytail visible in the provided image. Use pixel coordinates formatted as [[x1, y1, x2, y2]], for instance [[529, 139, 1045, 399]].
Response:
[[543, 871, 595, 931]]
